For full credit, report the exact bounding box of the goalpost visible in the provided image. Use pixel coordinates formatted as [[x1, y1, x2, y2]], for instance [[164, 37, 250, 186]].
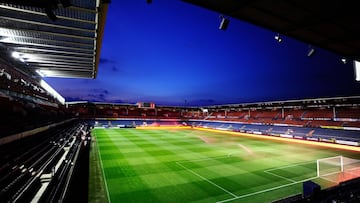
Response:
[[317, 156, 360, 183]]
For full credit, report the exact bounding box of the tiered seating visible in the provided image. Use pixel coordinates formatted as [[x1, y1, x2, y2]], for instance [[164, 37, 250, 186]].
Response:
[[343, 121, 360, 127], [284, 109, 305, 120], [336, 107, 360, 119], [127, 107, 143, 117], [226, 110, 246, 118], [0, 96, 69, 137], [276, 177, 360, 203], [183, 110, 203, 118], [254, 110, 281, 119], [39, 124, 89, 202], [303, 108, 333, 119], [193, 120, 360, 142], [0, 121, 87, 202], [0, 61, 57, 104], [212, 111, 225, 118], [156, 108, 181, 118], [141, 108, 156, 117]]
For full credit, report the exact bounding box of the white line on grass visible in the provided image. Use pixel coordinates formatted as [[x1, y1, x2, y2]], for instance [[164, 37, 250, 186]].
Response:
[[216, 176, 318, 203], [264, 160, 315, 173], [177, 155, 229, 164], [176, 162, 237, 198], [263, 170, 296, 183], [94, 131, 112, 203]]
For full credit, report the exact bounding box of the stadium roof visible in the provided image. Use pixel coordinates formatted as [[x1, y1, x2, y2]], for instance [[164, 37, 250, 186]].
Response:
[[183, 0, 360, 62], [0, 0, 109, 78]]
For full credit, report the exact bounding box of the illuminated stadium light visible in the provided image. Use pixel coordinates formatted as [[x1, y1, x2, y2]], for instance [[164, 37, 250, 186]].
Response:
[[219, 15, 229, 30], [354, 60, 360, 81], [0, 36, 10, 42], [39, 79, 65, 104], [341, 57, 347, 64], [307, 45, 316, 57], [274, 33, 282, 43], [11, 51, 33, 63], [12, 51, 20, 59], [36, 70, 45, 77]]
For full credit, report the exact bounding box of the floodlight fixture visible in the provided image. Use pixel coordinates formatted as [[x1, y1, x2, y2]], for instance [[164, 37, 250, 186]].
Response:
[[341, 57, 347, 64], [219, 15, 229, 30], [354, 60, 360, 81], [36, 70, 45, 77], [274, 33, 282, 43], [12, 51, 20, 59], [307, 45, 316, 57]]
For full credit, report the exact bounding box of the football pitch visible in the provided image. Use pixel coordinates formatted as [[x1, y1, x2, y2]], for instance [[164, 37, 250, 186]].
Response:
[[89, 128, 360, 203]]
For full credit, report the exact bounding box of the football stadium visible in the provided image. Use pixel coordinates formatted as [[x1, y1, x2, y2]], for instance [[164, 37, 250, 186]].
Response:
[[1, 1, 360, 203]]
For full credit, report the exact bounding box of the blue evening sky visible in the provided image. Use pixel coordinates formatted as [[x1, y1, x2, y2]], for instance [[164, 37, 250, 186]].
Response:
[[45, 0, 360, 106]]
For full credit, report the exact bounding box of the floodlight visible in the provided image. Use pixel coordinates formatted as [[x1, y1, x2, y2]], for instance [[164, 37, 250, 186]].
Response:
[[219, 15, 229, 30], [36, 70, 45, 77], [307, 46, 316, 57], [354, 60, 360, 81], [341, 57, 347, 64], [12, 51, 20, 59], [274, 33, 282, 43]]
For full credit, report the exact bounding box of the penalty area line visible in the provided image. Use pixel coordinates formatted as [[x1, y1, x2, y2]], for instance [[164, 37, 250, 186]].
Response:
[[176, 162, 237, 198], [216, 176, 318, 203], [263, 170, 296, 183]]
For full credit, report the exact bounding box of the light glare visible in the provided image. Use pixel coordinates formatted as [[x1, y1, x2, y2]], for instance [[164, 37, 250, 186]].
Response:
[[12, 51, 20, 59], [355, 60, 360, 81]]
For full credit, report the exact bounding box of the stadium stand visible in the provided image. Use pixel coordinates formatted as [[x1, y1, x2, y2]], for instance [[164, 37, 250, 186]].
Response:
[[79, 96, 360, 145], [337, 107, 360, 119], [0, 0, 358, 201], [0, 121, 91, 202], [2, 76, 360, 203], [274, 177, 360, 203]]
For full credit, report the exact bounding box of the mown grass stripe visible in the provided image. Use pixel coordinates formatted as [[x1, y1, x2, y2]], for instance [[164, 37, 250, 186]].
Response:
[[91, 128, 360, 202], [176, 161, 238, 198]]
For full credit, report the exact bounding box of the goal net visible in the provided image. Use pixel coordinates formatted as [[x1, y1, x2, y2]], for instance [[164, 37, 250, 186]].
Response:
[[317, 156, 360, 183]]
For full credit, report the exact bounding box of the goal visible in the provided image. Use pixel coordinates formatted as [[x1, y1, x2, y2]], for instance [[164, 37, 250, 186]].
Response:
[[317, 156, 360, 183]]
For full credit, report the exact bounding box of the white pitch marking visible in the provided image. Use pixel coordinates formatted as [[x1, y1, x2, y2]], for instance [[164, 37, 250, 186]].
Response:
[[177, 155, 229, 164], [94, 130, 112, 203], [176, 162, 237, 198], [216, 176, 318, 203], [263, 170, 296, 183], [264, 160, 315, 173]]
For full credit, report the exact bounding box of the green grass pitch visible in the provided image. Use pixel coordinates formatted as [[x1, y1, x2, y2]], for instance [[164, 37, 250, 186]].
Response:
[[89, 128, 360, 203]]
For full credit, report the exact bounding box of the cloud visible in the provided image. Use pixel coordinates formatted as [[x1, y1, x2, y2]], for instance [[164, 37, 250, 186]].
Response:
[[64, 96, 85, 102], [61, 88, 111, 102], [112, 66, 119, 72], [99, 58, 123, 73], [85, 89, 110, 101], [99, 58, 116, 64]]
